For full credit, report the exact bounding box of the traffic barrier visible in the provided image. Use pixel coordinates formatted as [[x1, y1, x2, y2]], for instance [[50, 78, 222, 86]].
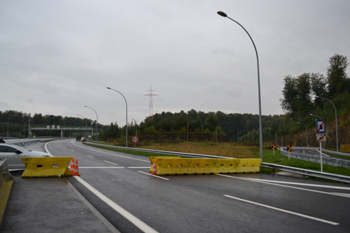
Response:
[[188, 158, 216, 174], [214, 159, 241, 174], [236, 159, 261, 173], [156, 158, 192, 175], [148, 157, 261, 175], [21, 157, 73, 178], [0, 159, 14, 228], [148, 156, 181, 173], [341, 145, 350, 152]]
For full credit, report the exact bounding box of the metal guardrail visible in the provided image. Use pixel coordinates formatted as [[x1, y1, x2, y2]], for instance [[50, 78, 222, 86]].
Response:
[[280, 147, 350, 169], [260, 162, 350, 184], [84, 142, 350, 184]]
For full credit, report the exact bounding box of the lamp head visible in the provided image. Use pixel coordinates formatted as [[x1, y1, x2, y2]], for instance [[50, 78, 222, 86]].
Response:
[[217, 11, 227, 17], [107, 87, 111, 89]]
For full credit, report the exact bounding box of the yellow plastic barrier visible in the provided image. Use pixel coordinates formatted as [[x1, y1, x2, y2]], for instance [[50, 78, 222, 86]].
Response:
[[236, 159, 261, 173], [0, 160, 14, 228], [148, 157, 181, 173], [21, 157, 73, 178], [149, 157, 262, 175], [156, 158, 192, 175], [188, 158, 216, 174], [341, 145, 350, 152], [214, 159, 241, 174]]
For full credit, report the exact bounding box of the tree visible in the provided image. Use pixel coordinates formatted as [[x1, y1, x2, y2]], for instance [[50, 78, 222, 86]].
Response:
[[327, 54, 349, 98], [204, 113, 218, 131], [295, 73, 312, 115], [310, 73, 327, 107], [160, 118, 173, 132], [280, 75, 298, 114]]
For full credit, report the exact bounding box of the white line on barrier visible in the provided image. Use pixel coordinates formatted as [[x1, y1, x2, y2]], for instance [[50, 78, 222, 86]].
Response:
[[74, 176, 158, 233], [104, 160, 119, 166], [224, 194, 339, 226], [138, 171, 169, 180], [87, 155, 95, 158], [216, 174, 349, 198], [71, 141, 149, 163]]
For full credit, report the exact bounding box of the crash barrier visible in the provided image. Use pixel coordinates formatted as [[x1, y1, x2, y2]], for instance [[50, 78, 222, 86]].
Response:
[[149, 157, 261, 175], [0, 159, 14, 228], [341, 144, 350, 152], [280, 147, 350, 169], [21, 157, 73, 178]]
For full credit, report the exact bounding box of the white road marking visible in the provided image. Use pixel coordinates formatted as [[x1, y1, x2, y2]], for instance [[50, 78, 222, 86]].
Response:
[[138, 171, 169, 180], [330, 193, 350, 198], [128, 167, 150, 169], [80, 167, 125, 169], [216, 174, 350, 198], [71, 149, 75, 151], [44, 142, 54, 157], [46, 140, 158, 232], [74, 176, 158, 233], [104, 160, 119, 166], [87, 155, 95, 158], [224, 195, 339, 225], [241, 177, 350, 191], [71, 141, 149, 163]]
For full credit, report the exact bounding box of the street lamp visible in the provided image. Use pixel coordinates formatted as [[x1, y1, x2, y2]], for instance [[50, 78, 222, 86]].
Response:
[[107, 87, 128, 147], [7, 114, 17, 138], [315, 96, 338, 151], [217, 11, 263, 160], [269, 128, 277, 146], [310, 113, 322, 119], [297, 122, 308, 146], [77, 114, 87, 137], [237, 129, 245, 142], [85, 106, 99, 141]]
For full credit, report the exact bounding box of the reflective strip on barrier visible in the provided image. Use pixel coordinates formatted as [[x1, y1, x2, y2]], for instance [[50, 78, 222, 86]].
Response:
[[21, 157, 73, 178], [149, 157, 262, 175]]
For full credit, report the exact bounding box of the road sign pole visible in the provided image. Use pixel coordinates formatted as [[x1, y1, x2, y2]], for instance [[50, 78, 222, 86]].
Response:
[[320, 141, 323, 172]]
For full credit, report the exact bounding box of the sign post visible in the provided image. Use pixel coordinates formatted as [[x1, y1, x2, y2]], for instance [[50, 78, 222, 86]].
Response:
[[132, 136, 139, 148], [316, 120, 326, 172]]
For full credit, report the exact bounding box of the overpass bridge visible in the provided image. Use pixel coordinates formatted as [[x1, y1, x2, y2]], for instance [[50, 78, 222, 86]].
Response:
[[30, 126, 94, 138]]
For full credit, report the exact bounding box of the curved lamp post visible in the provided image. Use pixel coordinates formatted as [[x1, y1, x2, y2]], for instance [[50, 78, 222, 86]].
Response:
[[310, 113, 322, 120], [84, 105, 98, 141], [297, 122, 308, 146], [315, 96, 338, 151], [107, 87, 128, 147], [7, 114, 17, 138], [217, 11, 263, 160]]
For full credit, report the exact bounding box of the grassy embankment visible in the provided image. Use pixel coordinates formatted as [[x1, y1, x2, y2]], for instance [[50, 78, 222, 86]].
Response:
[[88, 141, 350, 177]]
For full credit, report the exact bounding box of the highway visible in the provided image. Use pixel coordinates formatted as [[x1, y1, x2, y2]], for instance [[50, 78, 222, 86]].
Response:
[[5, 139, 350, 232]]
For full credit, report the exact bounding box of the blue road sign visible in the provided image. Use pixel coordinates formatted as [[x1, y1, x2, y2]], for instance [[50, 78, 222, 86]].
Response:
[[316, 120, 326, 134]]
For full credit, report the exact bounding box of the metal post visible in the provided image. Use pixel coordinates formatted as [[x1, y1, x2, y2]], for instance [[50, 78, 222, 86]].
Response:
[[85, 106, 98, 142], [218, 11, 263, 160], [320, 141, 323, 172], [107, 87, 128, 147], [315, 96, 338, 152]]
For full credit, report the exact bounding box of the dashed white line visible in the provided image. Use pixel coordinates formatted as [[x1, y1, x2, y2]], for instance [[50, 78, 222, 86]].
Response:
[[87, 155, 95, 158], [224, 195, 339, 226], [128, 167, 150, 169], [104, 160, 119, 166], [138, 171, 169, 180]]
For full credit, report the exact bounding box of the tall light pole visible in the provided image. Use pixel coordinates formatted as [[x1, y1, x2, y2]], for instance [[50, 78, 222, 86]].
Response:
[[107, 87, 128, 147], [315, 96, 338, 151], [7, 114, 17, 138], [217, 11, 263, 160], [297, 122, 308, 146], [85, 106, 98, 141], [77, 114, 87, 137]]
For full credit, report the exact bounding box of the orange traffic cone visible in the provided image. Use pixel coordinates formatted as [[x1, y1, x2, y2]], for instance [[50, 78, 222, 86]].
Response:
[[72, 159, 81, 176], [70, 158, 76, 175], [151, 159, 157, 175]]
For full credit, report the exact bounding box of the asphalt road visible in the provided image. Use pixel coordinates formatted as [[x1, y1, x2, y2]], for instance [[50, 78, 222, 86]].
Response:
[[4, 139, 350, 232]]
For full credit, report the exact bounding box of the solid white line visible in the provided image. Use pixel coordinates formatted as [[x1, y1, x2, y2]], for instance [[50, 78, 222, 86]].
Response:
[[74, 176, 158, 233], [138, 171, 169, 180], [330, 193, 350, 198], [104, 160, 119, 166], [128, 167, 150, 169], [224, 195, 339, 226], [87, 155, 95, 158], [44, 141, 54, 156], [79, 167, 125, 169], [71, 141, 149, 163], [216, 174, 350, 198], [241, 178, 350, 191]]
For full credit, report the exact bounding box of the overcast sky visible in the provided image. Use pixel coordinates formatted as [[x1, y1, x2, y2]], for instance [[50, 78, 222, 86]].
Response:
[[1, 0, 349, 126]]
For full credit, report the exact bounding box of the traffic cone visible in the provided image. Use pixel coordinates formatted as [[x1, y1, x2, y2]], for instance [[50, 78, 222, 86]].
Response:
[[72, 159, 81, 176], [151, 159, 157, 175], [70, 158, 76, 175]]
